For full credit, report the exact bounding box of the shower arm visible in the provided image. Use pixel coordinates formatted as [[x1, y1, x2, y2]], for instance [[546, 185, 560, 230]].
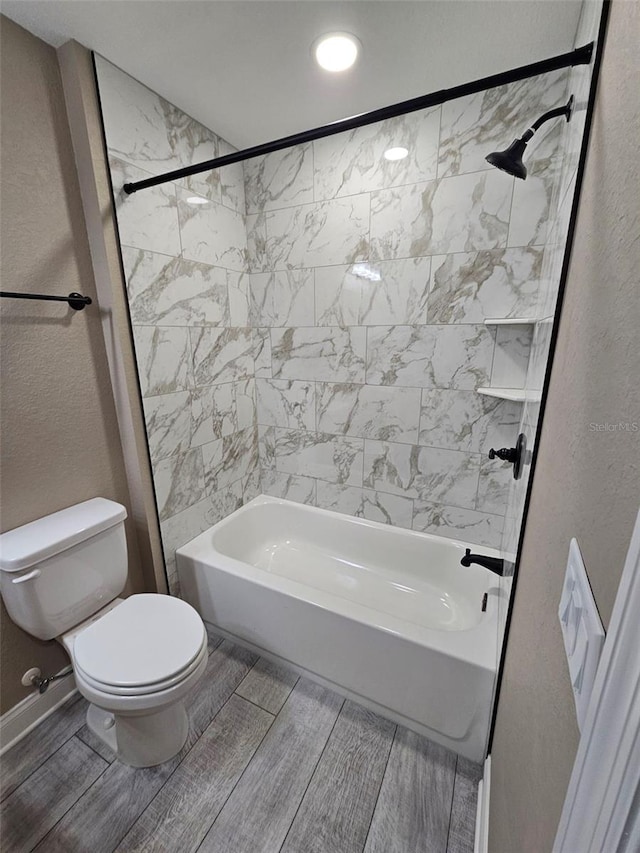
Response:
[[521, 96, 574, 142]]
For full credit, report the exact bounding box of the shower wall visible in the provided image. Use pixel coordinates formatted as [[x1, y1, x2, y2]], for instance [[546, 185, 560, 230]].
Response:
[[500, 4, 602, 564], [246, 69, 568, 548], [95, 57, 258, 595], [95, 53, 574, 594]]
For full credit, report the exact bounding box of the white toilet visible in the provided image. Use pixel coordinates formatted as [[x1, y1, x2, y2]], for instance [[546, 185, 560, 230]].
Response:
[[0, 498, 208, 767]]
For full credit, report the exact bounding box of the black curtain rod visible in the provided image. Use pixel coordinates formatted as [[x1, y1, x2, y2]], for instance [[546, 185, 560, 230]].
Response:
[[0, 291, 92, 310], [123, 42, 593, 195]]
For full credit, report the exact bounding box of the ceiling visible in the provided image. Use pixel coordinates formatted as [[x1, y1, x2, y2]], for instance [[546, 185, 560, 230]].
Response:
[[2, 1, 583, 149]]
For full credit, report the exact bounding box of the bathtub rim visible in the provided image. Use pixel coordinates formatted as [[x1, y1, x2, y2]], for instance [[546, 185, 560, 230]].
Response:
[[177, 494, 501, 673]]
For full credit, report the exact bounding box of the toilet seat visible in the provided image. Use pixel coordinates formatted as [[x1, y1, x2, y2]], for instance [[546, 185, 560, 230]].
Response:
[[74, 639, 208, 696], [73, 594, 207, 695]]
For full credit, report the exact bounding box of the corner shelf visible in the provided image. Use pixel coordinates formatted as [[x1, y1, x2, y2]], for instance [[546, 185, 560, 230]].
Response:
[[476, 387, 526, 403], [484, 318, 536, 326]]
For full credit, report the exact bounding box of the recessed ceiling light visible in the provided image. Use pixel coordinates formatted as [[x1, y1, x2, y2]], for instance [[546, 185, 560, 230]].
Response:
[[186, 195, 209, 205], [313, 32, 360, 72], [384, 147, 409, 161]]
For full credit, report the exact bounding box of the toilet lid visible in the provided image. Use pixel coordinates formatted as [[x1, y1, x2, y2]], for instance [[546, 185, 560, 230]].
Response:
[[73, 594, 206, 689]]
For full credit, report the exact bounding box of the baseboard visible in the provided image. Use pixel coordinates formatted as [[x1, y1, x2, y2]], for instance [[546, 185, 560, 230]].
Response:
[[0, 670, 77, 755], [474, 755, 491, 853]]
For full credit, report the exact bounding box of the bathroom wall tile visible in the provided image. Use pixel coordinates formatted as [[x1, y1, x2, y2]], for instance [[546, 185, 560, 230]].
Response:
[[160, 482, 244, 568], [412, 501, 504, 549], [234, 378, 257, 430], [143, 390, 192, 462], [219, 139, 246, 214], [111, 159, 181, 257], [526, 318, 554, 396], [154, 447, 205, 521], [264, 195, 370, 269], [246, 213, 269, 273], [228, 271, 251, 327], [253, 327, 273, 378], [190, 383, 237, 447], [272, 327, 366, 383], [202, 426, 258, 494], [437, 69, 568, 178], [476, 457, 512, 516], [261, 471, 317, 505], [508, 124, 563, 248], [133, 326, 193, 397], [490, 326, 533, 389], [370, 170, 511, 260], [242, 464, 262, 504], [275, 428, 363, 487], [315, 258, 430, 327], [316, 383, 421, 444], [428, 248, 541, 324], [190, 327, 253, 386], [363, 440, 480, 507], [315, 481, 414, 529], [536, 181, 574, 321], [256, 378, 316, 431], [244, 144, 313, 214], [313, 107, 440, 200], [418, 390, 521, 454], [258, 424, 277, 472], [95, 56, 220, 193], [178, 188, 247, 272], [250, 270, 315, 327], [122, 247, 228, 326], [366, 324, 494, 389]]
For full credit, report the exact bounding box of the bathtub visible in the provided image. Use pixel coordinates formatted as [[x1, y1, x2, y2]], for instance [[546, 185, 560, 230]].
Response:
[[177, 495, 501, 761]]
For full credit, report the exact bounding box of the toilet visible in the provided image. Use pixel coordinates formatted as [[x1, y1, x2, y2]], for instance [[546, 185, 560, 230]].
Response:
[[0, 498, 208, 767]]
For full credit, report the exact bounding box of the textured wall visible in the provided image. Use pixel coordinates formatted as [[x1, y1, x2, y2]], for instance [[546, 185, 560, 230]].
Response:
[[0, 19, 144, 716], [247, 71, 568, 547], [95, 57, 259, 596], [490, 1, 640, 849]]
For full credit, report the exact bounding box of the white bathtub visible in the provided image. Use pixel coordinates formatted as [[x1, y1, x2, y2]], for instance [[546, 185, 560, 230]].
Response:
[[177, 495, 501, 761]]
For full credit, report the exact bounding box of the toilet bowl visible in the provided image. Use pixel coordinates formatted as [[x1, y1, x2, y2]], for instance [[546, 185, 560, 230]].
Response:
[[62, 594, 208, 766], [0, 498, 208, 768]]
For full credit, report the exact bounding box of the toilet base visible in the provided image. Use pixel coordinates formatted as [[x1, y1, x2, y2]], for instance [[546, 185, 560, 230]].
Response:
[[86, 701, 189, 767]]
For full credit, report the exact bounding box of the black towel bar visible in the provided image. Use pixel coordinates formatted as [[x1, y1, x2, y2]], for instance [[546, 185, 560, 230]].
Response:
[[0, 291, 92, 310]]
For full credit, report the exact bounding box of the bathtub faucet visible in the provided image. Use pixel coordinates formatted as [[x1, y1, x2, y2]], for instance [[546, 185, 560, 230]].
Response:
[[460, 548, 505, 576]]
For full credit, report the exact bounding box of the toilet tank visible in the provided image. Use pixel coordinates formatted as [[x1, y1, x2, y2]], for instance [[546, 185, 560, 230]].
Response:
[[0, 498, 128, 640]]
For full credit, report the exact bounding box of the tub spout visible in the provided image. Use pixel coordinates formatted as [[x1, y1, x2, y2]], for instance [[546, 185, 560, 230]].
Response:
[[461, 548, 505, 576]]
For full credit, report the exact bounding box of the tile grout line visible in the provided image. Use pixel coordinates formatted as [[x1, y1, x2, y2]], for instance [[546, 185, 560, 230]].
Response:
[[29, 742, 114, 852], [360, 723, 398, 853], [0, 699, 86, 805], [276, 698, 347, 853], [119, 682, 275, 853], [193, 686, 308, 853], [444, 755, 460, 853]]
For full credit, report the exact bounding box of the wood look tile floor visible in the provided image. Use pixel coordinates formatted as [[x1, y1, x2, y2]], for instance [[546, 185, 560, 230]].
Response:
[[0, 631, 480, 853]]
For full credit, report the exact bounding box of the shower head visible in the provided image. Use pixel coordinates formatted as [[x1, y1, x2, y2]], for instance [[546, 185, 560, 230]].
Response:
[[485, 137, 530, 180], [485, 96, 573, 180]]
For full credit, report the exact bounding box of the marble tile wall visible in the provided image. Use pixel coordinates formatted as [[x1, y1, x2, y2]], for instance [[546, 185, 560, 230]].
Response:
[[96, 46, 589, 578], [245, 68, 572, 548], [495, 0, 603, 659], [95, 56, 258, 595]]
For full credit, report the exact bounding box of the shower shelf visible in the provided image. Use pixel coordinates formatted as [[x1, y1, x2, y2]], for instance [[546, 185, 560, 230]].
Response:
[[476, 387, 526, 403], [483, 318, 535, 326]]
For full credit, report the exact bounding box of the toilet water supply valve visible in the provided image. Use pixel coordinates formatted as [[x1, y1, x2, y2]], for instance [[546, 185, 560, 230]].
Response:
[[22, 667, 73, 695]]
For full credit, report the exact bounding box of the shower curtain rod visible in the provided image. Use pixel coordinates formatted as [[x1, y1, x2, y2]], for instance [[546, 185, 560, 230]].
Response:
[[123, 42, 593, 195]]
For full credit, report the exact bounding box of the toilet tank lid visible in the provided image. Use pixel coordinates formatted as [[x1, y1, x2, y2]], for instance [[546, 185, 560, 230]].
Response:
[[0, 498, 127, 572]]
